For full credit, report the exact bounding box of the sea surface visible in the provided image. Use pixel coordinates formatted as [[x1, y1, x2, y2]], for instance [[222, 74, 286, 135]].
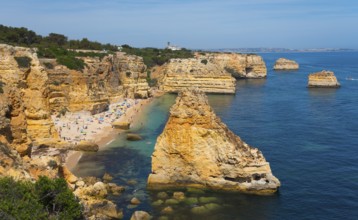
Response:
[[72, 52, 358, 220]]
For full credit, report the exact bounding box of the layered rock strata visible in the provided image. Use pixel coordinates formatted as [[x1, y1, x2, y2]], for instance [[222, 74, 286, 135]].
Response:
[[45, 52, 150, 114], [148, 90, 280, 194], [195, 52, 267, 78], [159, 58, 236, 94], [308, 70, 340, 88], [273, 58, 299, 70]]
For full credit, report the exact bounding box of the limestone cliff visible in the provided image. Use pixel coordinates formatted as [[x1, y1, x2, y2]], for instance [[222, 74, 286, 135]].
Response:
[[273, 58, 299, 70], [148, 90, 280, 194], [308, 70, 340, 88], [45, 52, 150, 114], [115, 53, 150, 99], [195, 52, 267, 78], [159, 58, 236, 94], [0, 44, 58, 147]]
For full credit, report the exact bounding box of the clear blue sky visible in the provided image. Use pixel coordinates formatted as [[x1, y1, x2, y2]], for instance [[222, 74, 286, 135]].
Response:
[[1, 0, 357, 49]]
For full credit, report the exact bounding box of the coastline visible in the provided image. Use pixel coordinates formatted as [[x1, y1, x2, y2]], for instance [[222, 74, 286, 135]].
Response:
[[58, 98, 153, 171]]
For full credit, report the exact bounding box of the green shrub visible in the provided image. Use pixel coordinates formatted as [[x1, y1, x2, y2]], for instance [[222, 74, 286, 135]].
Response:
[[57, 55, 85, 71], [121, 46, 194, 68], [14, 56, 32, 68], [35, 176, 82, 220], [0, 176, 82, 220], [201, 59, 208, 65]]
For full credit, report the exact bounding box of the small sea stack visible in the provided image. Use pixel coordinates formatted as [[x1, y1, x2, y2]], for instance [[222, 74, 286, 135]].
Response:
[[308, 70, 340, 88], [273, 58, 299, 70], [147, 89, 280, 195]]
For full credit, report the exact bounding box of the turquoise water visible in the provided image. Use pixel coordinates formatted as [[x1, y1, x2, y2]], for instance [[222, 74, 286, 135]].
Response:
[[72, 52, 358, 219]]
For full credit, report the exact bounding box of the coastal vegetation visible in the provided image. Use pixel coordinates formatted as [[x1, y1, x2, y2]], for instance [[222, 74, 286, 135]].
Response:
[[0, 176, 82, 220], [0, 24, 117, 70], [121, 44, 194, 68], [0, 24, 194, 70]]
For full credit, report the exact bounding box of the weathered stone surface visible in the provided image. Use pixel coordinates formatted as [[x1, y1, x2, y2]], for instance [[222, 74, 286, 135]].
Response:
[[130, 211, 151, 220], [273, 58, 299, 70], [112, 121, 130, 130], [116, 53, 150, 99], [126, 133, 142, 141], [148, 90, 280, 194], [159, 58, 236, 94], [72, 140, 99, 152], [195, 52, 267, 78], [308, 70, 340, 88]]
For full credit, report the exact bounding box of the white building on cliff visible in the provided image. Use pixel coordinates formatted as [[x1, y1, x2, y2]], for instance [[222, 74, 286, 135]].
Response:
[[166, 42, 182, 51]]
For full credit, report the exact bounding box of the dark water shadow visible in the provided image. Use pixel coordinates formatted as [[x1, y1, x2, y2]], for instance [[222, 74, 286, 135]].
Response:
[[308, 87, 339, 97]]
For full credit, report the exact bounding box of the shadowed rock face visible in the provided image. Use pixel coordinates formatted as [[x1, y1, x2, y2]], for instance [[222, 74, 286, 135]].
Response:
[[148, 90, 280, 195], [308, 70, 340, 88], [273, 58, 299, 70]]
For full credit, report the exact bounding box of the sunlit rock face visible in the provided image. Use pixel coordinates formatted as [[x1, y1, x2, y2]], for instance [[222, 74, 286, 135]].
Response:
[[159, 58, 236, 94], [195, 52, 267, 78], [148, 89, 280, 195], [273, 58, 299, 70], [308, 70, 340, 88]]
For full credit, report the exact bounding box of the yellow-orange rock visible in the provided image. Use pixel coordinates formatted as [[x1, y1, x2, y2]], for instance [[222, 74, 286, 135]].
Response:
[[195, 52, 267, 78], [159, 58, 236, 94], [308, 70, 340, 88], [273, 58, 299, 70], [148, 90, 280, 194]]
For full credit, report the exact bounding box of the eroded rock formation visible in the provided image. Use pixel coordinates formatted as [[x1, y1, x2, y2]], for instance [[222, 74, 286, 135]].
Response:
[[159, 58, 236, 94], [308, 70, 340, 88], [273, 58, 299, 70], [148, 90, 280, 194], [195, 52, 267, 78]]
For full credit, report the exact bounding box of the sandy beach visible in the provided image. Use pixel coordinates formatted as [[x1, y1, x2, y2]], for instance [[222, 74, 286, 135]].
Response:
[[51, 98, 152, 170]]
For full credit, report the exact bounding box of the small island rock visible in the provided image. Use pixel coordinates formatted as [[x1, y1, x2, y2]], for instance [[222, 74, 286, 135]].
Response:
[[273, 58, 299, 70], [308, 70, 340, 88]]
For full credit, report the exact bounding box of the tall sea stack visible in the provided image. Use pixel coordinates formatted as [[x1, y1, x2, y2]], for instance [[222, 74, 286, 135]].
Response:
[[148, 90, 280, 195]]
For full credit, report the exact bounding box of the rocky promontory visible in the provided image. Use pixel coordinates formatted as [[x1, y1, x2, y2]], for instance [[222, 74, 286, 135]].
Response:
[[308, 70, 340, 88], [273, 58, 299, 70], [195, 52, 267, 78], [148, 90, 280, 194], [159, 58, 236, 94]]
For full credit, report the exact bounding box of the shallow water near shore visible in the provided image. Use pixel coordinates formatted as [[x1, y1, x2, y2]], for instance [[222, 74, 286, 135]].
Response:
[[72, 52, 358, 220]]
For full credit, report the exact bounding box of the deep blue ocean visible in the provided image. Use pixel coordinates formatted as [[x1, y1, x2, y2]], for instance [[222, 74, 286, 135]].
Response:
[[72, 52, 358, 220]]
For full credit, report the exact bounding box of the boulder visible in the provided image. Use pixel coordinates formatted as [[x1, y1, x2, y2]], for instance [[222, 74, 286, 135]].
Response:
[[148, 89, 280, 195], [126, 133, 142, 141], [112, 121, 130, 130], [308, 70, 340, 88], [73, 141, 99, 152], [273, 58, 299, 70], [130, 211, 151, 220], [60, 166, 78, 184]]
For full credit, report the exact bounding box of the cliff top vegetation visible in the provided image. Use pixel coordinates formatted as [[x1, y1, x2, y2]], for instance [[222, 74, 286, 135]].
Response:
[[121, 44, 193, 68]]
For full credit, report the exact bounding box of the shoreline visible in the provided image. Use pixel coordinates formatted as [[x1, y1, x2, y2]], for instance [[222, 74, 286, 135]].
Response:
[[54, 98, 153, 171]]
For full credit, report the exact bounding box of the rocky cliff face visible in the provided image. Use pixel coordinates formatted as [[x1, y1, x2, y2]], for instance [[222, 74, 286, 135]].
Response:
[[148, 90, 280, 194], [195, 52, 267, 78], [0, 44, 58, 147], [115, 53, 150, 99], [45, 52, 150, 114], [159, 58, 236, 94], [273, 58, 299, 70], [308, 70, 340, 88]]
